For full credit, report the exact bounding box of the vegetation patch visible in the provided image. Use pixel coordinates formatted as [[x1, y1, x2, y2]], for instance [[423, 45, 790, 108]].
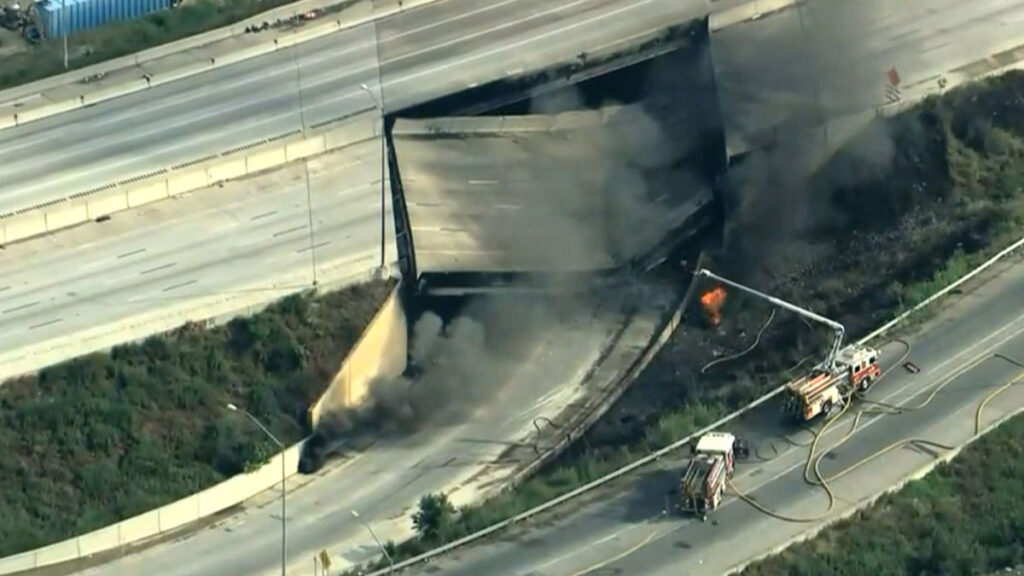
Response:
[[0, 0, 352, 91], [0, 280, 393, 556], [353, 72, 1024, 572], [739, 410, 1024, 576]]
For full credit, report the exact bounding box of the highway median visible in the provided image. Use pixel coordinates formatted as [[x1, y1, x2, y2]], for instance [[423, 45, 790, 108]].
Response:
[[343, 70, 1024, 575]]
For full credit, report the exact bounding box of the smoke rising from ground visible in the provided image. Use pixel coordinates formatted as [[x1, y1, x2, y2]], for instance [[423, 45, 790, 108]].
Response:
[[720, 114, 897, 281], [479, 65, 713, 273], [309, 294, 591, 454]]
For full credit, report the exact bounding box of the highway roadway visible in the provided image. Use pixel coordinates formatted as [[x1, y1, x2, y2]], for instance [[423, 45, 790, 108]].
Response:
[[68, 290, 642, 576], [407, 254, 1024, 576], [0, 0, 751, 217], [711, 0, 1024, 157], [0, 136, 396, 383]]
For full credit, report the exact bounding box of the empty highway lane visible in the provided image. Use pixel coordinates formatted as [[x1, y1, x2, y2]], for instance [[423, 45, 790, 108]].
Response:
[[0, 0, 746, 217], [0, 137, 396, 383]]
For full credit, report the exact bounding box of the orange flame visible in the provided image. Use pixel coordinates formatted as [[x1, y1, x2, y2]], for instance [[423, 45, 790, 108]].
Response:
[[700, 286, 727, 327]]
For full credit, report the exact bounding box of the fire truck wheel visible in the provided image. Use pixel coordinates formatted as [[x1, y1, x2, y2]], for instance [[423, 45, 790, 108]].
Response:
[[822, 400, 834, 416], [859, 377, 873, 393]]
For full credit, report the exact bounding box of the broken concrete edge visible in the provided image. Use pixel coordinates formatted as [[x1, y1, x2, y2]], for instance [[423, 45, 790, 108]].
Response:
[[392, 105, 630, 137]]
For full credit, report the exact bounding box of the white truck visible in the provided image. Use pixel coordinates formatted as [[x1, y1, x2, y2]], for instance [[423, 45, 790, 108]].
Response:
[[680, 432, 749, 520]]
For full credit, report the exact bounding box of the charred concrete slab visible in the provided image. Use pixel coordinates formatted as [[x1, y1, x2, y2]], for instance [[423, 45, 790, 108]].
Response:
[[392, 104, 715, 281]]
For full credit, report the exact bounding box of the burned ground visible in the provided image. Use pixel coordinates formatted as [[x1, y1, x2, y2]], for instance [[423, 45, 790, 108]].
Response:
[[574, 71, 1024, 459]]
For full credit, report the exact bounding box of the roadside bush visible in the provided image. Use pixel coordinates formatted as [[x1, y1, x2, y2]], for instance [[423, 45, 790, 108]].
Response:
[[0, 280, 392, 556]]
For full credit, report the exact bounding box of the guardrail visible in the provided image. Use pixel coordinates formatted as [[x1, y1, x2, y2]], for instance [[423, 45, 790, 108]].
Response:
[[0, 0, 441, 129], [360, 235, 1024, 576], [0, 276, 403, 575], [0, 112, 378, 245]]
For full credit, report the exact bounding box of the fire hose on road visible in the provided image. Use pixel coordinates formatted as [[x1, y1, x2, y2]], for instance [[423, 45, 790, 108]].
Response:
[[730, 340, 1024, 524]]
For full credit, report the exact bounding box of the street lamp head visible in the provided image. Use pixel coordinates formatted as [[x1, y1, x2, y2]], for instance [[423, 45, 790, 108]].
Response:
[[226, 403, 238, 411], [360, 83, 370, 91], [350, 510, 360, 519]]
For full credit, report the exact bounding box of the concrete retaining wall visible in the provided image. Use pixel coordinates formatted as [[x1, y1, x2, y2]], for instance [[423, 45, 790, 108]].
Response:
[[0, 444, 302, 575], [308, 285, 408, 426], [0, 278, 404, 576], [0, 115, 377, 245]]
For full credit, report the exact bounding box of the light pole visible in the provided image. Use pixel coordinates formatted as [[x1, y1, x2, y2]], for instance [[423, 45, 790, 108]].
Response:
[[359, 83, 388, 278], [293, 45, 318, 287], [227, 403, 287, 576], [62, 0, 68, 70], [350, 510, 394, 573]]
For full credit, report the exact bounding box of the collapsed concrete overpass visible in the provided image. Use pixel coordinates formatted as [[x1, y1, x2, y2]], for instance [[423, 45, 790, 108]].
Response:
[[389, 105, 716, 289]]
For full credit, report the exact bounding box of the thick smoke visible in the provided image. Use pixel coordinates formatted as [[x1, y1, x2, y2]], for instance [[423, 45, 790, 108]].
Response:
[[471, 79, 709, 274], [720, 108, 897, 280], [309, 294, 581, 452], [712, 16, 900, 280]]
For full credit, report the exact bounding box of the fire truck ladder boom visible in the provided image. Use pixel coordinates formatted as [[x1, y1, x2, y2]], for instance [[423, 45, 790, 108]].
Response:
[[696, 268, 846, 371]]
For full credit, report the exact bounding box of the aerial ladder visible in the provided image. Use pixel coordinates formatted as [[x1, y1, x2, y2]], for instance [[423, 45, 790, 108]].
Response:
[[696, 268, 881, 421]]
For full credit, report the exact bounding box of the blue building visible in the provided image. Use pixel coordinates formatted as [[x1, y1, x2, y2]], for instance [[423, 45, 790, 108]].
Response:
[[36, 0, 173, 39]]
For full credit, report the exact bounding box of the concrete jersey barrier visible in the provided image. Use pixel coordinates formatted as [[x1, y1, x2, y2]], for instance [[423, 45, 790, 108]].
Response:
[[0, 0, 442, 130], [357, 234, 1024, 576], [0, 284, 406, 575], [0, 113, 379, 245]]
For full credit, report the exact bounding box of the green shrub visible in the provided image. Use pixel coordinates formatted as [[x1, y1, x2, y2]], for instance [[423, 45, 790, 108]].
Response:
[[0, 280, 392, 556]]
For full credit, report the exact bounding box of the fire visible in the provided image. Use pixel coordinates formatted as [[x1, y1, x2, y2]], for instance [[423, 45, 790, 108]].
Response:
[[700, 286, 727, 327]]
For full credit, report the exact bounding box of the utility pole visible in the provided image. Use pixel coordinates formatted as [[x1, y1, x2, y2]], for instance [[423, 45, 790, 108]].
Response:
[[227, 404, 287, 576], [359, 83, 387, 278]]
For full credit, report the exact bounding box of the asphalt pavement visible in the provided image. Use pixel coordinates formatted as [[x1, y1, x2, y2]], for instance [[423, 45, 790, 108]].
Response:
[[0, 137, 396, 383], [411, 253, 1024, 576], [0, 0, 747, 217], [711, 0, 1024, 157], [68, 290, 638, 576]]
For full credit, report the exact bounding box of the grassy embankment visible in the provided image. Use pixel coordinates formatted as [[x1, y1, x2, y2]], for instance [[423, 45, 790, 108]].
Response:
[[739, 410, 1024, 576], [0, 281, 393, 556], [354, 72, 1024, 570], [0, 0, 350, 91]]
